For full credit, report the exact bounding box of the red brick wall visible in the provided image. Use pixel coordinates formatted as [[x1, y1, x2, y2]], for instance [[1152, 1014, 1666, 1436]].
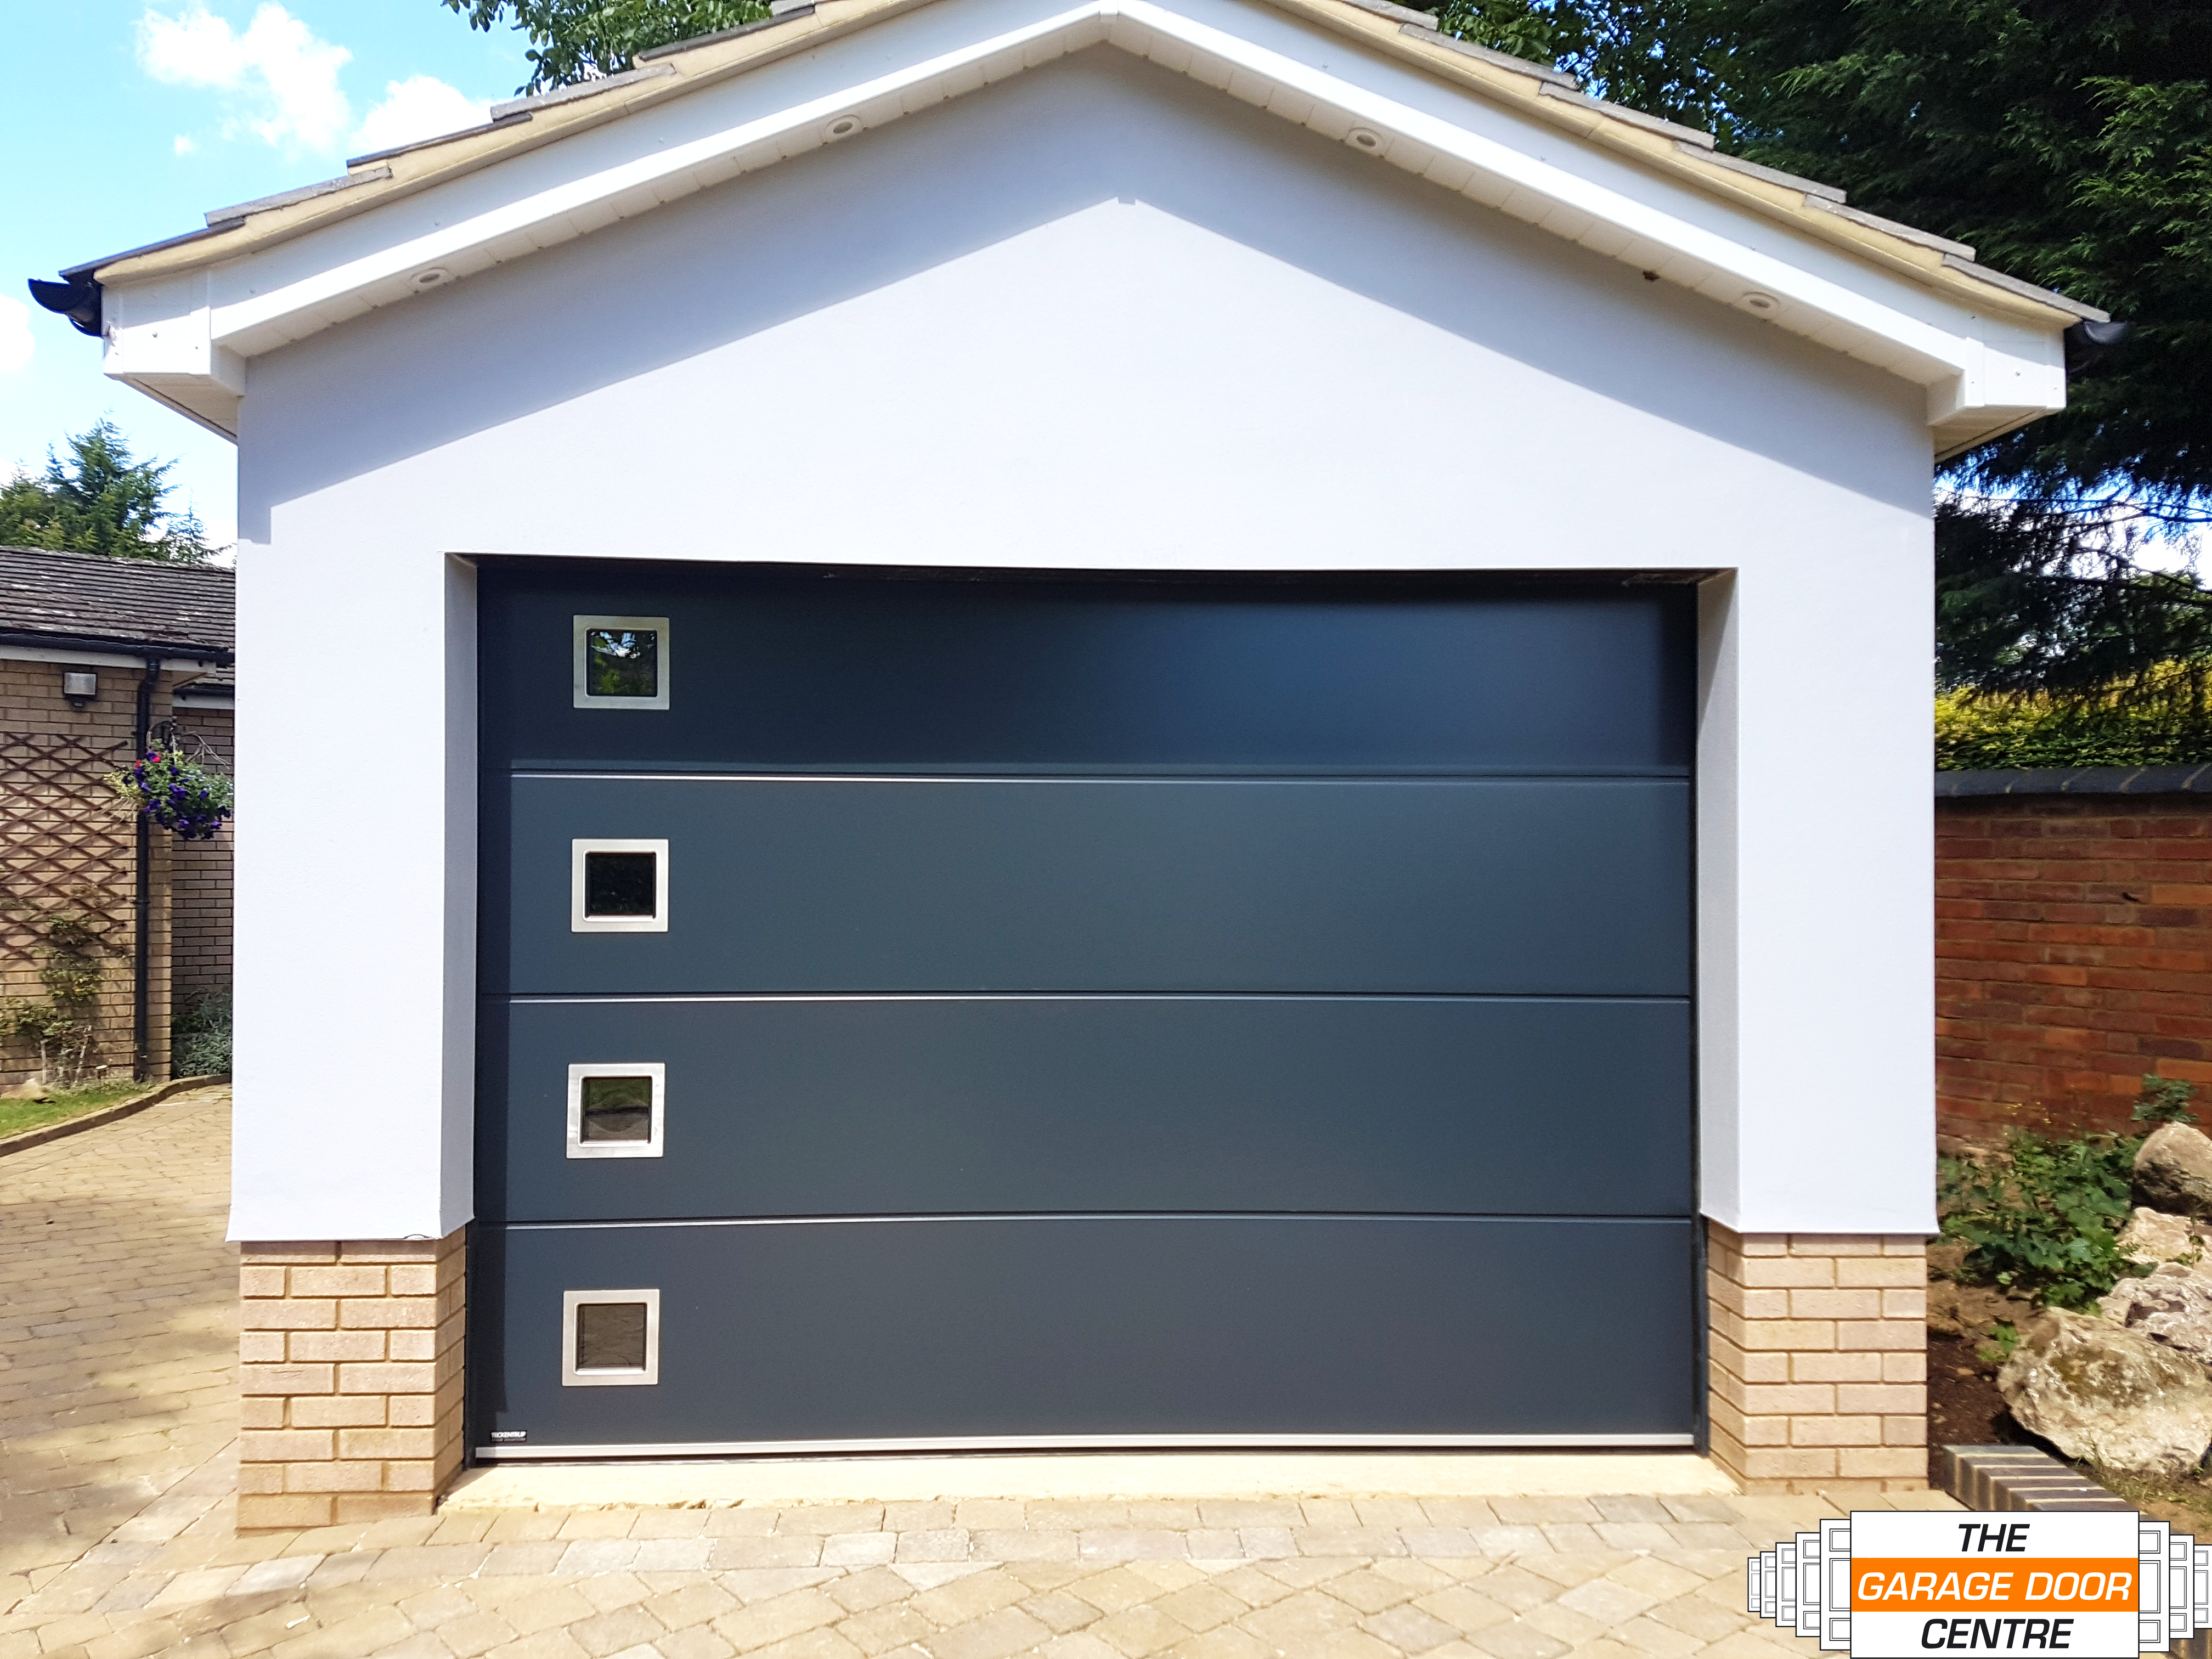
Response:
[[1937, 792, 2212, 1143]]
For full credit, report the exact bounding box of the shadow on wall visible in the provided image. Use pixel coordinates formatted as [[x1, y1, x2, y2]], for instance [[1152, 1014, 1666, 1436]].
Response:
[[239, 46, 1926, 539]]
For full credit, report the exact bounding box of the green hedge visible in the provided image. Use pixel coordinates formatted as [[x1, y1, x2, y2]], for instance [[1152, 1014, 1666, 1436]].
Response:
[[1936, 689, 2212, 771]]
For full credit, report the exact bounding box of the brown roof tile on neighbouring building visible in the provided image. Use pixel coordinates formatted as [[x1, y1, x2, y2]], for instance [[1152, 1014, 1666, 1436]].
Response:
[[0, 545, 233, 657]]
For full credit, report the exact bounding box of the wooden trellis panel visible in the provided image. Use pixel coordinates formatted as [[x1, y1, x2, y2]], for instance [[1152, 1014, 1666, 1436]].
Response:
[[0, 731, 138, 1073]]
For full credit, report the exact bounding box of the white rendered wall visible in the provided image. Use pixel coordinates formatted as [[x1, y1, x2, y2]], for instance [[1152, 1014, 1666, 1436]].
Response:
[[228, 47, 1935, 1240]]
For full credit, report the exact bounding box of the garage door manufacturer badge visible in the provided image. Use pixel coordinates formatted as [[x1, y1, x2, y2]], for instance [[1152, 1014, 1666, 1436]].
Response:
[[1747, 1513, 2212, 1655]]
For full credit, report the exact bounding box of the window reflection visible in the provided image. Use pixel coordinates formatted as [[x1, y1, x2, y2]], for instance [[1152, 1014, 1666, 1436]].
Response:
[[585, 629, 658, 699]]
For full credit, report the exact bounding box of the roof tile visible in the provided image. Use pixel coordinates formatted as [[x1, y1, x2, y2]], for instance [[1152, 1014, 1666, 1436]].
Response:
[[0, 545, 234, 656]]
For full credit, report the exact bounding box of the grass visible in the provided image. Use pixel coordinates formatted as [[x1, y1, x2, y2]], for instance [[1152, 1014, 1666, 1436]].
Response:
[[0, 1077, 155, 1141]]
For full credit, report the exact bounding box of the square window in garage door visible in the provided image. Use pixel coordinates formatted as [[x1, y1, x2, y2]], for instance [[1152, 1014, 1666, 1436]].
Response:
[[562, 1289, 661, 1386], [573, 616, 669, 710], [566, 1064, 665, 1158], [571, 839, 668, 932]]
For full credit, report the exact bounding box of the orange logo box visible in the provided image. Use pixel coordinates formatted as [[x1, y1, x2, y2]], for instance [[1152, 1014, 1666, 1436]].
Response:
[[1851, 1559, 2138, 1614]]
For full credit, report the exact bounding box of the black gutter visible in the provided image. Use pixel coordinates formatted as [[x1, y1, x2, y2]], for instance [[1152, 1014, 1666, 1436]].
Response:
[[27, 278, 101, 339], [29, 218, 257, 344], [131, 658, 160, 1081], [0, 627, 232, 664], [2063, 319, 2132, 370]]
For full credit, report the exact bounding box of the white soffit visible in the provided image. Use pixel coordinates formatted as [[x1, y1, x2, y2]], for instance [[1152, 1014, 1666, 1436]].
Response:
[[94, 0, 2075, 450]]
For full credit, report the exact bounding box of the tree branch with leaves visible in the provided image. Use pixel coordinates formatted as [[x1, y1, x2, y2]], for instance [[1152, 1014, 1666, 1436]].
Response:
[[442, 0, 770, 93], [0, 420, 217, 563]]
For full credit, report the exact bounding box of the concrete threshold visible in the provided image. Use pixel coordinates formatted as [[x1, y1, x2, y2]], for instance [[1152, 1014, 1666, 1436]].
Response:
[[442, 1450, 1740, 1509]]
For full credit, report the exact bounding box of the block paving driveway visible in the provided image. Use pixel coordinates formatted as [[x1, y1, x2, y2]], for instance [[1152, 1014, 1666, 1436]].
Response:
[[0, 1088, 1946, 1659]]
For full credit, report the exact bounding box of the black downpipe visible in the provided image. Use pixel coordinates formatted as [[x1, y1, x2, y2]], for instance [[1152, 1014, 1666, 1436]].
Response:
[[132, 657, 161, 1080]]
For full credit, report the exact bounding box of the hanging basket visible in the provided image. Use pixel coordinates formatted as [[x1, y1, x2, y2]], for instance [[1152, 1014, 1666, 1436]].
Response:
[[112, 748, 234, 840]]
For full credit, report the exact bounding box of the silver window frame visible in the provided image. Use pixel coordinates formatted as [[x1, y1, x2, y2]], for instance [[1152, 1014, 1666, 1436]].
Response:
[[561, 1288, 662, 1386], [573, 615, 670, 710], [570, 838, 669, 933], [566, 1062, 667, 1160]]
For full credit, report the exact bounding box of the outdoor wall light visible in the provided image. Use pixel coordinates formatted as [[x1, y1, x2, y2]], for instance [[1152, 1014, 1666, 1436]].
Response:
[[823, 113, 864, 141], [61, 670, 97, 709], [409, 267, 452, 292], [1739, 291, 1780, 316], [1346, 127, 1385, 154]]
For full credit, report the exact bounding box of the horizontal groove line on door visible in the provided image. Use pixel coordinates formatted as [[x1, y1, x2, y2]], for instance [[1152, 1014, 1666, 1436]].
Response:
[[505, 770, 1693, 783], [474, 1432, 1701, 1459], [502, 1212, 1699, 1231], [500, 991, 1694, 1005]]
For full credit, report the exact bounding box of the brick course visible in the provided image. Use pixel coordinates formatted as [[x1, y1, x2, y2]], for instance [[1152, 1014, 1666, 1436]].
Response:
[[236, 1228, 466, 1527], [1937, 792, 2212, 1142], [1706, 1222, 1927, 1494]]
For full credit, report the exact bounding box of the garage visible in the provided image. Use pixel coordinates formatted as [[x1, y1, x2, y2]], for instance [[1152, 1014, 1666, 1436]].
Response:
[[471, 560, 1697, 1455], [70, 0, 2066, 1503]]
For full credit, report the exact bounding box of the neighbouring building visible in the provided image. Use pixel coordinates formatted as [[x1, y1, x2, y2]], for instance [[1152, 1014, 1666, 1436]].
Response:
[[0, 544, 234, 1087], [38, 0, 2107, 1521]]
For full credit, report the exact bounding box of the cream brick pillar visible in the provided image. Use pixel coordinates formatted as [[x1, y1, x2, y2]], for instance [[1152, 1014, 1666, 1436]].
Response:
[[1707, 1221, 1928, 1494], [236, 1229, 465, 1527]]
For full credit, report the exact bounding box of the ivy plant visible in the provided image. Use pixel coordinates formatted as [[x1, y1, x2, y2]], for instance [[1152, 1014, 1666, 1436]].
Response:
[[1940, 1131, 2148, 1311]]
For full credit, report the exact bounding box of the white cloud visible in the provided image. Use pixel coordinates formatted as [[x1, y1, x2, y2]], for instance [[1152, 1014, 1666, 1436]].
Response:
[[0, 298, 33, 375], [351, 75, 490, 156], [138, 3, 352, 154], [173, 133, 198, 155]]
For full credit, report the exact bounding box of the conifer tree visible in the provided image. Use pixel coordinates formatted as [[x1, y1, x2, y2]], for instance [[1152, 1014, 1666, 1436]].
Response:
[[0, 420, 216, 564]]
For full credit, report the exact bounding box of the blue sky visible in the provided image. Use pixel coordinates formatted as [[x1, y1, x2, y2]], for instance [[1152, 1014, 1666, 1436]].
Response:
[[1, 2, 535, 551]]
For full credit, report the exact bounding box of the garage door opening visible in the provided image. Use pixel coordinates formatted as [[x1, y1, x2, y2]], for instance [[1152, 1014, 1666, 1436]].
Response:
[[472, 562, 1699, 1458]]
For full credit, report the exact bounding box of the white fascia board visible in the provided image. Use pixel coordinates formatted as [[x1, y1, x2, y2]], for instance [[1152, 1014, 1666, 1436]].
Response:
[[104, 270, 245, 389], [102, 0, 2063, 435], [101, 268, 246, 438]]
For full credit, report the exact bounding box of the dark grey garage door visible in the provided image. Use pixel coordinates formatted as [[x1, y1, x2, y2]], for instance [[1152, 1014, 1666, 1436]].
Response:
[[472, 562, 1697, 1456]]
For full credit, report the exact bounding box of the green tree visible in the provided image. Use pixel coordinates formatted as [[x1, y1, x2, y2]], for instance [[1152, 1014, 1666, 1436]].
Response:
[[1428, 0, 2212, 707], [1703, 0, 2212, 520], [1934, 494, 2212, 717], [0, 420, 217, 564], [1431, 0, 1735, 138], [441, 0, 769, 93], [1713, 0, 2212, 706]]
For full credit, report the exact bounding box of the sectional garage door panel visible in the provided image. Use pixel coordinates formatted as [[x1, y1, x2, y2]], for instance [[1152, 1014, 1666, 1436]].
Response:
[[491, 776, 1690, 996], [475, 564, 1701, 1452], [475, 1217, 1698, 1449], [479, 568, 1696, 777], [479, 996, 1693, 1222]]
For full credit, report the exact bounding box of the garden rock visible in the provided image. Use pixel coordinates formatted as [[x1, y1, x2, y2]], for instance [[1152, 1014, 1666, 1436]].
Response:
[[1999, 1308, 2212, 1476], [2134, 1125, 2212, 1220], [2100, 1264, 2212, 1367], [1927, 1279, 2035, 1339], [2119, 1207, 2212, 1267], [0, 1081, 52, 1102]]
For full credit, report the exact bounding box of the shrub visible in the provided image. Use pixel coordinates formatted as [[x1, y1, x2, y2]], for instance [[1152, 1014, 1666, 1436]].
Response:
[[0, 895, 109, 1085], [172, 990, 230, 1077], [1939, 1130, 2147, 1310], [2136, 1075, 2200, 1126], [1937, 685, 2212, 771]]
